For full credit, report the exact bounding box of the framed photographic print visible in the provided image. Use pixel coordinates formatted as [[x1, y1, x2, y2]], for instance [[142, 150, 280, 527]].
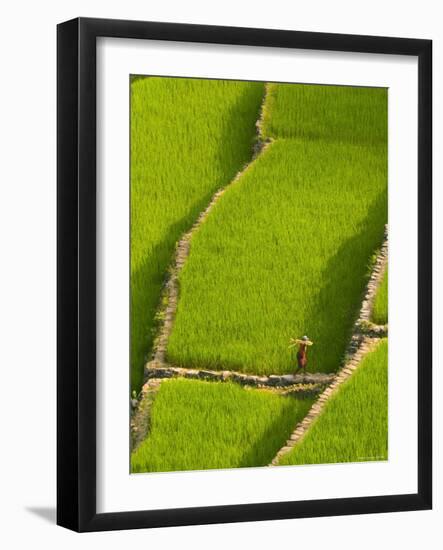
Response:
[[57, 17, 432, 532]]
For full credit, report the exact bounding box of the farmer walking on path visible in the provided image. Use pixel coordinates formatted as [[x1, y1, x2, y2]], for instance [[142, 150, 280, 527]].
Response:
[[289, 335, 314, 375]]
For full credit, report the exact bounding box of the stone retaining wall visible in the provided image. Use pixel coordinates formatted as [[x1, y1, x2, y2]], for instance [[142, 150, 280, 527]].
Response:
[[359, 225, 388, 324], [144, 362, 335, 388], [131, 378, 163, 452]]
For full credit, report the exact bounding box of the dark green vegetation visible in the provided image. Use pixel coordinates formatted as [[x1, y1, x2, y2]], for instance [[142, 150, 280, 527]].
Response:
[[131, 379, 314, 473], [372, 269, 388, 325], [167, 83, 388, 374], [278, 339, 388, 466], [130, 77, 264, 390]]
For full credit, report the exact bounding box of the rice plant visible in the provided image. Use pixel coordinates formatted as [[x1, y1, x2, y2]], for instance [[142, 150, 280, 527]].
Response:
[[167, 83, 387, 374], [130, 77, 264, 389], [262, 82, 387, 145], [278, 339, 388, 465], [131, 379, 314, 473]]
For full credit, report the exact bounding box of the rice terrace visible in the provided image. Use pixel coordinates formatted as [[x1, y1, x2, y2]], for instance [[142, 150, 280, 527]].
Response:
[[130, 76, 388, 474]]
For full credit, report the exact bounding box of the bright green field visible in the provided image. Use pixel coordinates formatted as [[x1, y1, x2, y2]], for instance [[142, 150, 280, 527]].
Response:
[[130, 77, 264, 390], [279, 339, 388, 466], [167, 84, 387, 374], [262, 83, 387, 145], [372, 269, 388, 325], [131, 379, 314, 473]]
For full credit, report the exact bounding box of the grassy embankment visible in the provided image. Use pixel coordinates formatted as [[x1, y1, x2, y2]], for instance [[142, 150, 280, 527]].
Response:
[[278, 339, 388, 465], [130, 77, 264, 390], [167, 83, 388, 374], [372, 269, 388, 325], [131, 379, 314, 473]]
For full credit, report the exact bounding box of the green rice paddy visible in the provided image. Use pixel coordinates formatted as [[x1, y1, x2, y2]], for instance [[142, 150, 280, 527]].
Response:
[[167, 83, 387, 374], [130, 79, 389, 474], [130, 77, 263, 389], [262, 83, 387, 145], [278, 339, 388, 466], [131, 379, 314, 473], [372, 269, 388, 325]]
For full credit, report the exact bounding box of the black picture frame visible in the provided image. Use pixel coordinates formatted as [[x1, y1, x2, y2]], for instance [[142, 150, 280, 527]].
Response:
[[57, 17, 432, 532]]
